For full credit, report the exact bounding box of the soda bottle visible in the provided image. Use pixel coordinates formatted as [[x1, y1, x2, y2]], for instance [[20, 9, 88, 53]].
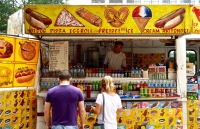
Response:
[[95, 81, 99, 91], [88, 68, 92, 77], [121, 69, 124, 78], [69, 66, 74, 77], [114, 69, 118, 78], [102, 69, 105, 77], [86, 68, 89, 77], [80, 66, 85, 78], [122, 81, 126, 91], [95, 68, 99, 77], [116, 69, 120, 78], [125, 81, 129, 91], [128, 81, 133, 91], [92, 81, 96, 91], [73, 66, 77, 78]]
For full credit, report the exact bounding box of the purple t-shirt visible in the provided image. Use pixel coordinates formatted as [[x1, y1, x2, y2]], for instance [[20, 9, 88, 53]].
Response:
[[46, 85, 84, 126]]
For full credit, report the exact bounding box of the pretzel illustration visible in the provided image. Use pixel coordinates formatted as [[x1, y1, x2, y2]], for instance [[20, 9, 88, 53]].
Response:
[[104, 7, 129, 27]]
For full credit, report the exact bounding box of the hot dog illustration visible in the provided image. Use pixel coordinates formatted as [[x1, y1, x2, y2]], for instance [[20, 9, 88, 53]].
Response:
[[25, 8, 52, 29], [15, 67, 35, 83], [76, 8, 102, 27], [154, 8, 186, 29], [105, 7, 129, 28]]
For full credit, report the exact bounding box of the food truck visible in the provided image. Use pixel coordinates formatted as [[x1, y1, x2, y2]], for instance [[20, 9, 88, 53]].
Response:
[[2, 4, 200, 129]]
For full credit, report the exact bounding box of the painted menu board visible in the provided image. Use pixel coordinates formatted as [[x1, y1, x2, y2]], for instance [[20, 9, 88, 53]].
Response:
[[0, 36, 15, 62], [49, 41, 69, 70], [15, 38, 40, 63], [0, 90, 37, 129], [13, 64, 37, 87], [191, 6, 200, 34], [0, 36, 40, 88], [24, 5, 191, 34], [0, 64, 14, 88]]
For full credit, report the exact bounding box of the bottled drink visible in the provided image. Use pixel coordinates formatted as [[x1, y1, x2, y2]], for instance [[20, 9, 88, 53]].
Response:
[[69, 66, 74, 77], [92, 68, 95, 77], [86, 68, 89, 77], [82, 80, 86, 90], [95, 68, 98, 77], [125, 81, 128, 91], [132, 81, 136, 91], [131, 67, 134, 78], [102, 69, 105, 77], [77, 66, 81, 78], [122, 81, 125, 91], [121, 69, 124, 78], [117, 69, 121, 78], [98, 68, 102, 77], [128, 81, 133, 91], [73, 66, 77, 78], [118, 81, 123, 95], [111, 69, 115, 77], [80, 66, 85, 78], [89, 69, 92, 77], [138, 68, 142, 78], [136, 81, 140, 91], [95, 81, 99, 91], [92, 81, 96, 91]]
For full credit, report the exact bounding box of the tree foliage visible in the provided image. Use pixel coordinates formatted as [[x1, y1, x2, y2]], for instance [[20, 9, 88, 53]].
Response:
[[0, 0, 65, 33], [187, 52, 196, 64]]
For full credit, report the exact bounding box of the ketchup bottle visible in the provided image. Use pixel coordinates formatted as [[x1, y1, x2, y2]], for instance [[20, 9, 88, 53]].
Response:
[[193, 7, 200, 22]]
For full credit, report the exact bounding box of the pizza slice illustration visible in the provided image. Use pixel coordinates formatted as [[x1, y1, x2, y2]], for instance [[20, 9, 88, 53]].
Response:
[[55, 9, 84, 27]]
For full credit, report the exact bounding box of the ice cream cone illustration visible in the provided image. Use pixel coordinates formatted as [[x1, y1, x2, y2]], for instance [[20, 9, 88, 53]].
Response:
[[189, 116, 194, 123], [132, 6, 152, 33], [175, 108, 180, 116], [168, 117, 173, 125]]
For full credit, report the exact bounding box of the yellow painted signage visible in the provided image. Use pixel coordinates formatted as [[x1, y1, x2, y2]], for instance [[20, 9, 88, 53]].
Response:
[[24, 5, 191, 34]]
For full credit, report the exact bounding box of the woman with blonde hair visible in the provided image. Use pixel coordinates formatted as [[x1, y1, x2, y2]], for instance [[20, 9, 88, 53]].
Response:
[[89, 76, 123, 129]]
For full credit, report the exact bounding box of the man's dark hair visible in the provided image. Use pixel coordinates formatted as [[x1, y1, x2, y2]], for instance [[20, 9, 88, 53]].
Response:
[[58, 70, 71, 81], [115, 41, 123, 46]]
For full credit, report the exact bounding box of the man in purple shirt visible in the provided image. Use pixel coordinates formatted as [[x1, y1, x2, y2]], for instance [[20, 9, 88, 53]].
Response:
[[44, 70, 85, 129]]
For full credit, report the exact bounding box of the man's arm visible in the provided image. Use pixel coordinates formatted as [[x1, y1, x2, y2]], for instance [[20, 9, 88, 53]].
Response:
[[78, 101, 86, 128], [44, 102, 51, 129]]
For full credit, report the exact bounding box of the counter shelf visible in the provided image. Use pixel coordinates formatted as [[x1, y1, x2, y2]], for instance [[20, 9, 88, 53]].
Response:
[[84, 97, 181, 101]]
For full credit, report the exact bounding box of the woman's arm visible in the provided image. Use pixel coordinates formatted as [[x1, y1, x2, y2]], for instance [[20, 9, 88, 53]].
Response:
[[90, 103, 101, 114], [117, 108, 123, 113]]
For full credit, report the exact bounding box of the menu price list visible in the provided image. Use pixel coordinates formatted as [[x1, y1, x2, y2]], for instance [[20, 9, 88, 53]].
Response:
[[49, 41, 68, 71]]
